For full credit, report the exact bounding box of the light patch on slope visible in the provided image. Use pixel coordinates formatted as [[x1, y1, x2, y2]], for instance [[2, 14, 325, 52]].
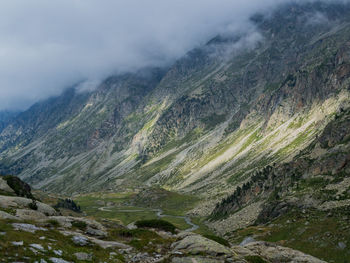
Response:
[[175, 90, 350, 193], [178, 125, 262, 188], [56, 102, 94, 130]]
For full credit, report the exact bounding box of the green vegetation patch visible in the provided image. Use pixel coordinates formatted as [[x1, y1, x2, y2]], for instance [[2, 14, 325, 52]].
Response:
[[3, 175, 34, 199], [132, 187, 199, 216], [72, 220, 87, 230], [109, 228, 172, 252], [245, 255, 268, 263], [203, 234, 230, 247], [135, 219, 177, 234], [201, 113, 227, 130]]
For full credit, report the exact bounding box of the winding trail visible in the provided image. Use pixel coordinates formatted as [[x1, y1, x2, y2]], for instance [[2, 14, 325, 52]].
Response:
[[98, 206, 199, 232]]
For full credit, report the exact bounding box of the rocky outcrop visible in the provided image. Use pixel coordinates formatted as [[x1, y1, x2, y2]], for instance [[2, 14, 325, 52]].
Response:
[[241, 241, 327, 263], [171, 232, 232, 257], [0, 195, 57, 216], [0, 177, 15, 194], [169, 232, 326, 263]]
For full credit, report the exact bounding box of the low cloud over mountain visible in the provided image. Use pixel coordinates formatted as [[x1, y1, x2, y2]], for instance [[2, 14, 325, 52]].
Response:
[[0, 0, 345, 110]]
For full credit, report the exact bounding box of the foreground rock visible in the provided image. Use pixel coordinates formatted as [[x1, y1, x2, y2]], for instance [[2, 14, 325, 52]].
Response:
[[60, 230, 131, 249], [12, 223, 47, 233], [224, 241, 329, 263], [170, 232, 326, 263], [0, 195, 57, 216], [74, 252, 92, 261], [171, 232, 232, 259], [241, 241, 327, 263]]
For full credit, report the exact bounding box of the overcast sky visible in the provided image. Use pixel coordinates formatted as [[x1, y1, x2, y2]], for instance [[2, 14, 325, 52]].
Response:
[[0, 0, 346, 110]]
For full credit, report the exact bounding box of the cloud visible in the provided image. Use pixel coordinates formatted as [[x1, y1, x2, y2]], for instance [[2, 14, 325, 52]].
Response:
[[0, 0, 347, 110]]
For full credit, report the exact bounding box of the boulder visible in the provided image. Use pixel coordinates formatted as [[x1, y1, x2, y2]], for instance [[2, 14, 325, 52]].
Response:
[[16, 209, 47, 221], [92, 239, 130, 249], [243, 241, 327, 263], [85, 226, 107, 238], [72, 235, 90, 246], [0, 196, 57, 216], [74, 252, 92, 261], [30, 244, 45, 252], [171, 233, 232, 257], [0, 210, 19, 220], [48, 216, 105, 231], [12, 223, 47, 233], [0, 177, 15, 194]]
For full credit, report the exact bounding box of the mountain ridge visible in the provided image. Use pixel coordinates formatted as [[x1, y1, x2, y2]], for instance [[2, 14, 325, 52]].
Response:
[[0, 2, 350, 204]]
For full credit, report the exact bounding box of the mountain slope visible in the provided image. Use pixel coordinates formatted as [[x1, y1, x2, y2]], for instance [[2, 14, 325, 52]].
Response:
[[0, 1, 350, 206], [0, 111, 19, 133]]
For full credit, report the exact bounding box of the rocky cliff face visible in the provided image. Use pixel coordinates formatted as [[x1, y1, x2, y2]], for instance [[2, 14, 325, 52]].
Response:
[[0, 2, 350, 204]]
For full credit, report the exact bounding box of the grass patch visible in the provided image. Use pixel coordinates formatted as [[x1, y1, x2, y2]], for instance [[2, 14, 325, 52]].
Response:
[[162, 216, 191, 231]]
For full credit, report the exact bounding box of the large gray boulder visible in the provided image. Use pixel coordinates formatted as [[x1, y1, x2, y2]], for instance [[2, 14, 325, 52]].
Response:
[[16, 209, 47, 221], [171, 232, 232, 257], [0, 196, 57, 216]]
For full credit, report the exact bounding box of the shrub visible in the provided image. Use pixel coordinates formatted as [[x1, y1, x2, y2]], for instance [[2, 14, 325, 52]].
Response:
[[135, 219, 176, 234], [47, 219, 60, 227], [54, 198, 81, 213], [245, 255, 268, 263], [28, 200, 38, 210], [72, 220, 87, 230], [203, 234, 230, 247], [3, 175, 33, 199], [111, 229, 158, 239]]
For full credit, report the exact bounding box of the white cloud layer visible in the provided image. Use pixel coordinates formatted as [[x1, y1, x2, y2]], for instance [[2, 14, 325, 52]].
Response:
[[0, 0, 347, 110]]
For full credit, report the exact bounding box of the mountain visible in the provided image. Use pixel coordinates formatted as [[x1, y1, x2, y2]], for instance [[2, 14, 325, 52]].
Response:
[[0, 111, 19, 133], [1, 1, 350, 261], [0, 1, 348, 194]]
